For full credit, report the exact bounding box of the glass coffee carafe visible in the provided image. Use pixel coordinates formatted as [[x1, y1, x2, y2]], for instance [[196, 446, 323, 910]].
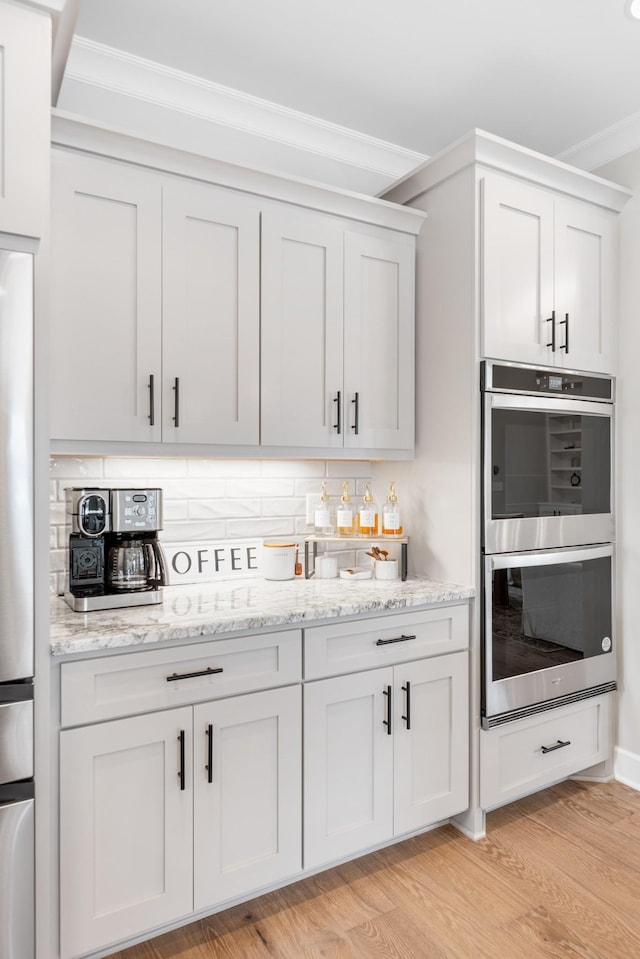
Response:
[[107, 535, 166, 592]]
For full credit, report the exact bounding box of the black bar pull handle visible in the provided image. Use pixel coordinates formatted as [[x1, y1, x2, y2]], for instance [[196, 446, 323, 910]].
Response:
[[148, 374, 155, 426], [173, 376, 180, 427], [541, 739, 571, 754], [383, 685, 392, 735], [166, 666, 224, 682], [206, 724, 213, 784], [401, 681, 411, 730], [333, 391, 342, 434], [546, 310, 556, 351], [559, 313, 570, 353], [351, 392, 360, 434], [375, 634, 417, 647], [178, 730, 186, 790]]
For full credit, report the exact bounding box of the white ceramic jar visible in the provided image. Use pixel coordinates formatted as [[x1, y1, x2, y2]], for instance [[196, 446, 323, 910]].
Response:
[[262, 542, 297, 580]]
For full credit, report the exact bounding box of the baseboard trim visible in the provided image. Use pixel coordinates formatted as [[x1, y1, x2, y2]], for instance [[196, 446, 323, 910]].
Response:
[[614, 745, 640, 791]]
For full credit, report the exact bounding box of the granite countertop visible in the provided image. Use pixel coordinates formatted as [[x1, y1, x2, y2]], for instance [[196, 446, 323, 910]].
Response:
[[50, 575, 475, 657]]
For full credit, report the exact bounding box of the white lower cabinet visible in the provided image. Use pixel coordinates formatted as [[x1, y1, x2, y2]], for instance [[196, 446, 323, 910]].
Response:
[[479, 692, 613, 811], [57, 607, 470, 958], [193, 687, 301, 910], [60, 707, 194, 959], [60, 686, 301, 959], [304, 651, 469, 870]]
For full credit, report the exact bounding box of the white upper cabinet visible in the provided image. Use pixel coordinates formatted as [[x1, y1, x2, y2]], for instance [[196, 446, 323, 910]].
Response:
[[49, 152, 163, 444], [48, 130, 421, 456], [553, 198, 616, 375], [343, 232, 415, 450], [0, 1, 50, 237], [162, 181, 260, 445], [49, 151, 260, 445], [261, 207, 344, 449], [261, 207, 415, 453], [482, 173, 616, 373]]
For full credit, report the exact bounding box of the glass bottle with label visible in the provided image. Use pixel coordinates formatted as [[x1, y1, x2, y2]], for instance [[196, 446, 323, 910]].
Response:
[[313, 482, 333, 534], [336, 482, 355, 536], [382, 481, 403, 536], [357, 482, 379, 536]]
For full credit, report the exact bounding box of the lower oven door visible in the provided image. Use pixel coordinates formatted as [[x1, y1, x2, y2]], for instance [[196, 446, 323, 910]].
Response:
[[482, 543, 616, 726]]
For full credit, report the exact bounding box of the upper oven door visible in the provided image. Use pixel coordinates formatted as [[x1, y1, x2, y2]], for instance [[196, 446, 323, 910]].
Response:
[[483, 391, 613, 554]]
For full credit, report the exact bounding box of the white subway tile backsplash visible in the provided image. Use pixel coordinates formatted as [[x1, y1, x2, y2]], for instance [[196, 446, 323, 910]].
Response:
[[49, 457, 104, 480], [162, 479, 226, 500], [226, 518, 296, 539], [49, 455, 372, 591], [50, 502, 66, 527], [103, 458, 189, 478], [260, 460, 325, 478], [230, 479, 296, 498], [163, 500, 189, 522], [161, 521, 227, 543], [187, 459, 261, 478], [261, 497, 305, 517], [188, 499, 261, 520]]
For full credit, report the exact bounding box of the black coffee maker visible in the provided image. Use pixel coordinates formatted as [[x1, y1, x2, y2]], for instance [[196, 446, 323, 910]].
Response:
[[64, 488, 167, 612]]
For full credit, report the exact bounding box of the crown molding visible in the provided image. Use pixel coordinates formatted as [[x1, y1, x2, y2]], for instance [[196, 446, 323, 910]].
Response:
[[62, 37, 428, 183], [382, 128, 632, 212], [51, 110, 427, 235], [556, 110, 640, 173]]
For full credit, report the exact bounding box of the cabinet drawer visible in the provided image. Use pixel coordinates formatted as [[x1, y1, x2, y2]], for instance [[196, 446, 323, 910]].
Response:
[[304, 605, 468, 679], [480, 693, 614, 811], [61, 630, 302, 727]]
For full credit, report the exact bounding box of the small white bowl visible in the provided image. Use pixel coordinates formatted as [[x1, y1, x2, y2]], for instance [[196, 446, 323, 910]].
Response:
[[339, 566, 373, 581]]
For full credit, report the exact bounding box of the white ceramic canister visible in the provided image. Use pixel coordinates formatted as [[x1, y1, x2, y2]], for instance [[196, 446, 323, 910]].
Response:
[[315, 555, 338, 579], [374, 558, 398, 580], [262, 541, 297, 580]]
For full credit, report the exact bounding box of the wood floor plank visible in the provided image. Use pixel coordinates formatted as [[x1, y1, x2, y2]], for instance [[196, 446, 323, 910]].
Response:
[[111, 780, 640, 959]]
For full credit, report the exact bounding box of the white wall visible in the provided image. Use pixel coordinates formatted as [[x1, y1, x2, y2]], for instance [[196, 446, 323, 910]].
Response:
[[595, 148, 640, 788], [49, 456, 373, 593]]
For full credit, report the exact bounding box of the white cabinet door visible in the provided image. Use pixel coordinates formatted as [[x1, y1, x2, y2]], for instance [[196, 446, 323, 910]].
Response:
[[553, 199, 616, 374], [59, 708, 193, 959], [393, 651, 469, 835], [482, 174, 555, 366], [482, 173, 618, 374], [193, 686, 302, 910], [49, 151, 163, 443], [162, 180, 261, 444], [304, 668, 394, 869], [0, 2, 49, 237], [261, 207, 344, 448], [344, 232, 415, 450]]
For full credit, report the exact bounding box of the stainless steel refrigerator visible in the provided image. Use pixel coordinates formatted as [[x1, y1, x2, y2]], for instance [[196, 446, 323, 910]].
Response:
[[0, 250, 35, 958]]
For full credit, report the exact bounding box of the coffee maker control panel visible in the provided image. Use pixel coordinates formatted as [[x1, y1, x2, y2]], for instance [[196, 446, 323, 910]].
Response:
[[111, 489, 163, 533]]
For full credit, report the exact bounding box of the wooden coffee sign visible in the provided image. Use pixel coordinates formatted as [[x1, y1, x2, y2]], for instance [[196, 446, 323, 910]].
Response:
[[163, 540, 262, 584]]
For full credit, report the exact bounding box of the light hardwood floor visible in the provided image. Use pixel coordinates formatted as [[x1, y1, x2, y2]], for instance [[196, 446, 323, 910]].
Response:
[[112, 779, 640, 959]]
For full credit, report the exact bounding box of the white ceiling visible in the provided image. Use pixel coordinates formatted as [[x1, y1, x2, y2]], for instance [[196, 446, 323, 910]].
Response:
[[70, 0, 640, 158], [56, 0, 640, 192]]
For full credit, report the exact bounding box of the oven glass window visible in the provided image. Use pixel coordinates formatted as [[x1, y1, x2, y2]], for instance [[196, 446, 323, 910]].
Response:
[[491, 410, 610, 519], [491, 556, 612, 682]]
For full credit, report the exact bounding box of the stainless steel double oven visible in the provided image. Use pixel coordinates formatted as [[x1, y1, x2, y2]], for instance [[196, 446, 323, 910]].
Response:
[[481, 361, 616, 728]]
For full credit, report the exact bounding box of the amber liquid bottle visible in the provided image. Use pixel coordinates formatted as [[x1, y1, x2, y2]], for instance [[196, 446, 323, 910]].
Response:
[[357, 482, 379, 536], [382, 481, 403, 535], [336, 482, 355, 536]]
